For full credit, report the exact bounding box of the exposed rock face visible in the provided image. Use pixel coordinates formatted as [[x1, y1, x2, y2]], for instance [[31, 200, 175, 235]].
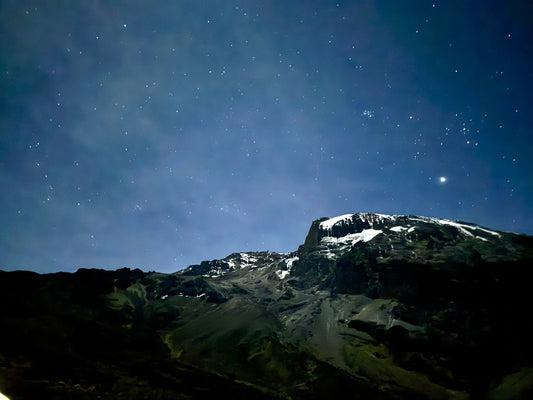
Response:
[[1, 213, 533, 399]]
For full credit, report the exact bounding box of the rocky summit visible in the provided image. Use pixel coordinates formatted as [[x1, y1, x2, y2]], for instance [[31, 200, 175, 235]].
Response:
[[1, 213, 533, 399]]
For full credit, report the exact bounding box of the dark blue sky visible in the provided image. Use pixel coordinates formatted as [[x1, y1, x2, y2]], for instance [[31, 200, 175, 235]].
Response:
[[1, 1, 532, 273]]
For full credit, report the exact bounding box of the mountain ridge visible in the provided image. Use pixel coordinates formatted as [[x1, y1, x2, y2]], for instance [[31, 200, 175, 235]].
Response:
[[183, 212, 529, 280], [1, 212, 532, 399]]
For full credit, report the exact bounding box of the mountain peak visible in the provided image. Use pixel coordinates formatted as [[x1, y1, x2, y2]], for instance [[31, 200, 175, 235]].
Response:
[[297, 211, 528, 267]]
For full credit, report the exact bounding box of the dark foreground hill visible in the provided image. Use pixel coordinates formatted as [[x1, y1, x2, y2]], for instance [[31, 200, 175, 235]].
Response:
[[1, 213, 533, 399]]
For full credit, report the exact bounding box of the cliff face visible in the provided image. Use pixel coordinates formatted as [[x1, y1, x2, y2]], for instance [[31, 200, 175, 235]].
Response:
[[1, 213, 533, 399]]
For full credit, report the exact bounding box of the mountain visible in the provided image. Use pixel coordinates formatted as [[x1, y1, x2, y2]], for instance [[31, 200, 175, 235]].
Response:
[[1, 213, 533, 399]]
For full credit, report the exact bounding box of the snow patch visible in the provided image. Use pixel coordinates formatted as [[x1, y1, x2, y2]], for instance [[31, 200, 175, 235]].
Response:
[[285, 256, 299, 269], [437, 220, 475, 237], [226, 258, 237, 269], [276, 270, 290, 279], [179, 292, 205, 298], [390, 226, 409, 232], [320, 229, 383, 250], [318, 228, 382, 259], [239, 253, 258, 267], [275, 256, 299, 279], [357, 229, 383, 242], [321, 228, 382, 245], [319, 214, 354, 231], [319, 213, 398, 233]]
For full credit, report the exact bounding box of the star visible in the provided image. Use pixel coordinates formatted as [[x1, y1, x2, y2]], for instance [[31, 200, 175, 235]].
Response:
[[439, 177, 447, 183]]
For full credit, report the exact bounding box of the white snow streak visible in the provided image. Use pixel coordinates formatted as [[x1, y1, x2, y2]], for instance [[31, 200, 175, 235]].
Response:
[[390, 226, 408, 232], [410, 216, 500, 237], [320, 229, 383, 247], [319, 214, 354, 230]]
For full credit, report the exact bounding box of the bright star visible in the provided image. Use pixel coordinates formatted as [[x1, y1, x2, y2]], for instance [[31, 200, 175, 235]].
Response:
[[439, 176, 447, 183]]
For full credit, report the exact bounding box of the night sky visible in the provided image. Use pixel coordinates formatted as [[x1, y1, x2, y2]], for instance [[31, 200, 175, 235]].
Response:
[[1, 1, 532, 273]]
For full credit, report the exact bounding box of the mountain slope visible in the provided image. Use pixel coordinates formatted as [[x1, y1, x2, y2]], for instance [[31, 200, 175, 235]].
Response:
[[1, 213, 533, 399]]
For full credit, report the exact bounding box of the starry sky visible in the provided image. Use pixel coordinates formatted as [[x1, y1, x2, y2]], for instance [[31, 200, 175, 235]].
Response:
[[1, 1, 532, 273]]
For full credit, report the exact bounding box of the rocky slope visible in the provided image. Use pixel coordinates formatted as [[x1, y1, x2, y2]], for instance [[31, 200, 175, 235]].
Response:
[[1, 213, 533, 399]]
